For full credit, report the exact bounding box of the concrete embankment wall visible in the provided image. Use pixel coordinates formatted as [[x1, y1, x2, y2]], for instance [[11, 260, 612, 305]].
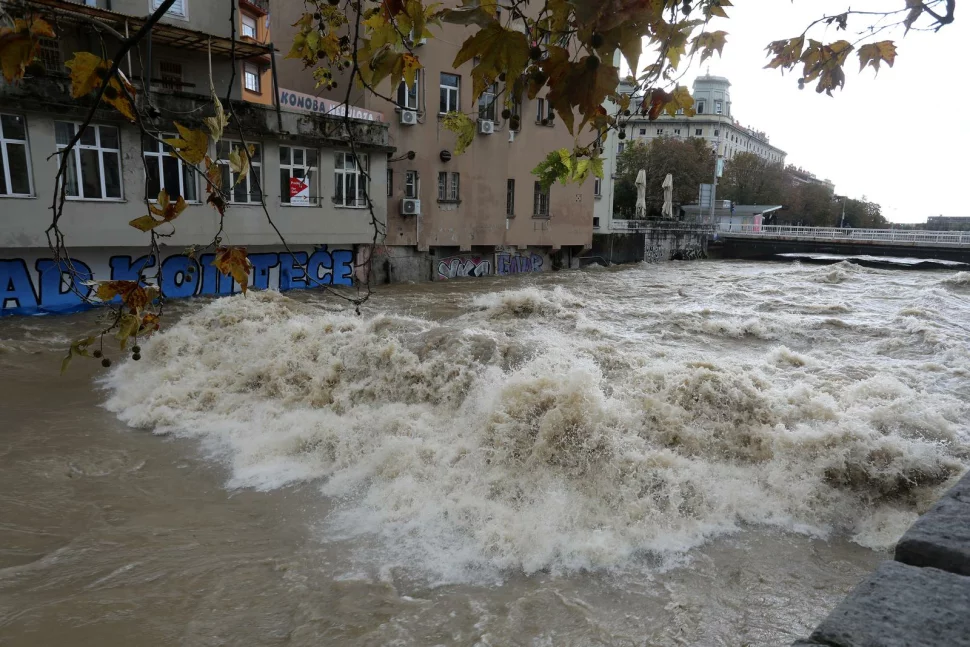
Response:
[[795, 471, 970, 646], [710, 237, 970, 264], [591, 225, 711, 265]]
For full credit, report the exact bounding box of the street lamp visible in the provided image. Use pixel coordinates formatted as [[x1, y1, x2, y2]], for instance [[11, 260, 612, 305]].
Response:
[[834, 194, 847, 229]]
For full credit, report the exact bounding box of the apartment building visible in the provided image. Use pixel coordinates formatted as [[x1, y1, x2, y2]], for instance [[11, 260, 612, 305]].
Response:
[[272, 4, 594, 281], [0, 0, 391, 316]]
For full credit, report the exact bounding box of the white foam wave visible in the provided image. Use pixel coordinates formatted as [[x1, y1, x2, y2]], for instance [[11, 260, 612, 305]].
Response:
[[104, 290, 969, 581]]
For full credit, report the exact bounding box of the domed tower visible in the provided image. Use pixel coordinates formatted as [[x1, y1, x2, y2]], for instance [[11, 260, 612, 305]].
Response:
[[691, 74, 731, 118]]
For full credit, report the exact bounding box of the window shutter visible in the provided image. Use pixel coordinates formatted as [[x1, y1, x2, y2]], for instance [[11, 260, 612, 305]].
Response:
[[154, 0, 185, 16]]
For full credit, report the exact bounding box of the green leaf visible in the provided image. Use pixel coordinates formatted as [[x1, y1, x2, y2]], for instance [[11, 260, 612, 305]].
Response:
[[442, 111, 475, 154]]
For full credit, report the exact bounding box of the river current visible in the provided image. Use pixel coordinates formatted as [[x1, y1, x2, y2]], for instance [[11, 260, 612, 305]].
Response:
[[2, 260, 969, 646]]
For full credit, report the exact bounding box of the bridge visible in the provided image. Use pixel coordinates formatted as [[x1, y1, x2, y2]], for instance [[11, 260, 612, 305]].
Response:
[[711, 225, 970, 264]]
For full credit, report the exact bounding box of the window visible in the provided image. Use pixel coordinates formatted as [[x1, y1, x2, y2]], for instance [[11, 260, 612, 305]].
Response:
[[593, 177, 601, 197], [279, 146, 318, 205], [37, 38, 61, 73], [695, 128, 702, 136], [0, 114, 32, 197], [593, 216, 600, 228], [506, 178, 515, 216], [386, 168, 393, 197], [509, 94, 522, 129], [152, 0, 185, 17], [144, 133, 197, 202], [397, 78, 418, 110], [536, 97, 554, 124], [241, 14, 257, 39], [440, 73, 460, 113], [405, 170, 418, 199], [437, 171, 459, 201], [159, 60, 182, 91], [334, 152, 368, 207], [55, 122, 121, 200], [244, 63, 261, 93], [639, 128, 646, 136], [656, 128, 663, 135], [715, 100, 722, 114], [533, 181, 549, 217], [478, 82, 498, 121], [618, 142, 624, 154], [217, 140, 262, 204], [674, 128, 681, 135], [697, 101, 705, 114], [714, 129, 720, 137]]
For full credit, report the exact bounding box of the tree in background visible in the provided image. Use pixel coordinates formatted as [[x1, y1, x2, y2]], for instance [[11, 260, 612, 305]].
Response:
[[718, 152, 786, 206], [614, 138, 714, 217]]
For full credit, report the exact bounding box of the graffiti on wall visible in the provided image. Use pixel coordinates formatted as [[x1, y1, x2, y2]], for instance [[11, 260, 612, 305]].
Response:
[[644, 245, 666, 264], [0, 246, 353, 316], [436, 255, 491, 280], [495, 252, 543, 275]]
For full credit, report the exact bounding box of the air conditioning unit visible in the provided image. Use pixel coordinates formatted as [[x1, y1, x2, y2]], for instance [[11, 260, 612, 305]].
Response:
[[479, 120, 495, 135], [400, 109, 417, 126], [400, 198, 421, 216]]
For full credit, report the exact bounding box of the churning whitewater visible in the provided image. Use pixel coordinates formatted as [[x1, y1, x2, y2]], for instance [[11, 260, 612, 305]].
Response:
[[104, 261, 970, 581]]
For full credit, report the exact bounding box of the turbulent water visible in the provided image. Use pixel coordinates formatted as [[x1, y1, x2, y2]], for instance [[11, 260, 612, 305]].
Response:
[[2, 260, 969, 645]]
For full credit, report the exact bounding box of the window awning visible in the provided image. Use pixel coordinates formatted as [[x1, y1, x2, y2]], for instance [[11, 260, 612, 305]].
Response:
[[25, 0, 274, 59]]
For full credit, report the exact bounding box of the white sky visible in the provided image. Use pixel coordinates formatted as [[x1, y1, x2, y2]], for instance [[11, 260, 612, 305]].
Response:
[[660, 1, 968, 223]]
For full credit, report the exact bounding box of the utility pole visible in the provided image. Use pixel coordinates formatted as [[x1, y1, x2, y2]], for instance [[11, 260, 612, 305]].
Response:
[[709, 134, 721, 225], [840, 196, 847, 229]]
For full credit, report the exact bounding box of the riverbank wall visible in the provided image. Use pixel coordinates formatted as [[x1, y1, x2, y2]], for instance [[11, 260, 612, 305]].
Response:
[[794, 471, 970, 646], [591, 224, 713, 265]]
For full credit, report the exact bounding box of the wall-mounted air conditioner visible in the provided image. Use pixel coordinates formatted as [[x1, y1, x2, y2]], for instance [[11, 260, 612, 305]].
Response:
[[479, 120, 495, 135], [400, 198, 421, 216], [400, 110, 417, 125]]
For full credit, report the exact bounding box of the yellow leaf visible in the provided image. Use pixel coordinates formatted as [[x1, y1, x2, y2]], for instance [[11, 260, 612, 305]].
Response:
[[0, 16, 55, 83], [132, 189, 187, 231], [857, 41, 897, 74], [212, 247, 252, 294], [163, 123, 209, 166], [204, 90, 230, 143], [441, 112, 475, 155], [64, 52, 137, 121], [204, 155, 222, 191], [690, 31, 728, 64], [228, 144, 256, 186], [61, 336, 96, 375], [115, 313, 141, 350]]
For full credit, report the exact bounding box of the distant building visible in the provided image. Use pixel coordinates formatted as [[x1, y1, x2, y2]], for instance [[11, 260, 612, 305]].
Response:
[[596, 74, 787, 234], [926, 216, 970, 231], [681, 203, 783, 231], [788, 166, 836, 192]]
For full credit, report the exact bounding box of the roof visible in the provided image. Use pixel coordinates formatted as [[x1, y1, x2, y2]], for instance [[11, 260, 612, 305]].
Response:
[[682, 204, 783, 217], [25, 0, 273, 59]]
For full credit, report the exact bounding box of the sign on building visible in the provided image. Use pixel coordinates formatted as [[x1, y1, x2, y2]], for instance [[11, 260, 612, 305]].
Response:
[[278, 88, 384, 122]]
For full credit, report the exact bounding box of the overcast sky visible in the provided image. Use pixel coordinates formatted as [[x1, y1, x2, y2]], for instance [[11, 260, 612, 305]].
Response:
[[663, 1, 967, 223]]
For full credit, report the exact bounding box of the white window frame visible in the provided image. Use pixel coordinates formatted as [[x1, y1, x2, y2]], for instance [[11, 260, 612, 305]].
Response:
[[397, 76, 419, 110], [280, 145, 318, 206], [0, 113, 34, 197], [244, 63, 261, 93], [657, 128, 663, 135], [144, 132, 198, 203], [217, 140, 262, 204], [478, 82, 498, 121], [533, 181, 550, 217], [151, 0, 186, 19], [535, 97, 554, 124], [55, 122, 122, 201], [405, 170, 419, 199], [333, 151, 368, 208], [695, 128, 702, 136], [437, 171, 459, 201], [697, 101, 705, 114], [439, 73, 460, 114], [241, 13, 257, 39], [715, 100, 723, 114], [593, 178, 601, 197]]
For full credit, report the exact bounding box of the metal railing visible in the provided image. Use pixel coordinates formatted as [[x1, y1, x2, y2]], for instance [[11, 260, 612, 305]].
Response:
[[717, 224, 970, 246], [611, 218, 716, 232]]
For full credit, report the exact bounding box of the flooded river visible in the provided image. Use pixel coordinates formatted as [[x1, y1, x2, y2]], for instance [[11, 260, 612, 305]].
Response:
[[2, 260, 969, 646]]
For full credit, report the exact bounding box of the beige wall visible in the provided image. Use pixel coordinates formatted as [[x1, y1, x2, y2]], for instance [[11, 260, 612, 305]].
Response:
[[273, 8, 595, 252]]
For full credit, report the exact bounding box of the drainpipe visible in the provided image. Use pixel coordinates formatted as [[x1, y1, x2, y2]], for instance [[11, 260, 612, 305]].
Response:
[[268, 43, 283, 132]]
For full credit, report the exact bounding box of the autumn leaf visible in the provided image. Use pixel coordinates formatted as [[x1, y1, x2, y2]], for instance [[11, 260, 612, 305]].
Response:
[[764, 36, 804, 71], [707, 0, 732, 19], [163, 123, 209, 165], [453, 21, 530, 103], [204, 90, 230, 143], [228, 144, 256, 186], [540, 47, 620, 134], [95, 280, 157, 313], [441, 112, 475, 154], [61, 336, 96, 375], [903, 0, 923, 33], [690, 31, 728, 63], [213, 247, 252, 294], [439, 0, 499, 28], [204, 155, 222, 191], [857, 41, 897, 74], [64, 52, 137, 121], [0, 15, 55, 83], [130, 189, 188, 231], [139, 313, 161, 334], [115, 313, 141, 350]]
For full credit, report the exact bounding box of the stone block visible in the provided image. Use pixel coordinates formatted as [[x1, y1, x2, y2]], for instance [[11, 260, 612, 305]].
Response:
[[895, 472, 970, 576], [808, 560, 970, 647]]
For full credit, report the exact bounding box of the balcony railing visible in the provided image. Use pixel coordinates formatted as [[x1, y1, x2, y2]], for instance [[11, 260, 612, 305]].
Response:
[[240, 0, 269, 14], [717, 224, 970, 246]]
